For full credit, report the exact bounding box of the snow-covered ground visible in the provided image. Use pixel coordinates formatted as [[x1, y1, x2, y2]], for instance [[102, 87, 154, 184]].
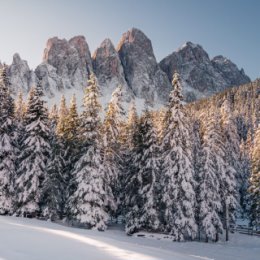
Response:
[[0, 216, 259, 260]]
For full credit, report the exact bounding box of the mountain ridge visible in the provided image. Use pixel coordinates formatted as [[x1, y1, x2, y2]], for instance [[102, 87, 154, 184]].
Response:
[[2, 28, 251, 108]]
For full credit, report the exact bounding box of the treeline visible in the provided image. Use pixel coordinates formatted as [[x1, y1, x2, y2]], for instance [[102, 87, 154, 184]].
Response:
[[0, 64, 259, 242]]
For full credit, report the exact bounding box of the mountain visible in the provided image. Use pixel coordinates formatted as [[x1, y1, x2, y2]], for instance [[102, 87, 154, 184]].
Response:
[[35, 36, 93, 98], [159, 42, 250, 102], [117, 28, 171, 104], [7, 53, 36, 94], [3, 28, 251, 108], [92, 38, 133, 102]]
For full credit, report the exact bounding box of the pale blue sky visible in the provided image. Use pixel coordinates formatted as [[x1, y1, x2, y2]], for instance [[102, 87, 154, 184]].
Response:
[[0, 0, 259, 79]]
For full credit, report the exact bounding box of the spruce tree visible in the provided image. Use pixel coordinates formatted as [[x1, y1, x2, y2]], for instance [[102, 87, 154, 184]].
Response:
[[220, 99, 239, 241], [239, 139, 251, 218], [68, 73, 116, 230], [15, 91, 27, 122], [40, 103, 65, 220], [160, 72, 197, 241], [56, 95, 69, 139], [249, 124, 260, 230], [103, 86, 126, 217], [41, 137, 65, 221], [0, 65, 16, 215], [14, 83, 50, 217], [198, 112, 224, 242], [125, 102, 160, 234]]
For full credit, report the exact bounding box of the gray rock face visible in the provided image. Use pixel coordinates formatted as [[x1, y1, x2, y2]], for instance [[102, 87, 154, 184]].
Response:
[[92, 38, 133, 101], [117, 28, 171, 104], [42, 36, 92, 90], [2, 29, 251, 108], [7, 53, 36, 94], [211, 55, 250, 87], [35, 62, 63, 97], [159, 42, 251, 101]]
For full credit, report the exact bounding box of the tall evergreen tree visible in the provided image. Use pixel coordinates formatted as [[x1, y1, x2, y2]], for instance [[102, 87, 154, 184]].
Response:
[[41, 136, 65, 221], [160, 72, 197, 241], [220, 99, 239, 241], [40, 103, 65, 220], [239, 139, 251, 218], [125, 102, 160, 234], [56, 95, 69, 139], [103, 86, 126, 216], [14, 91, 27, 122], [198, 112, 224, 242], [0, 65, 16, 215], [249, 124, 260, 230], [14, 84, 51, 217], [68, 73, 115, 230]]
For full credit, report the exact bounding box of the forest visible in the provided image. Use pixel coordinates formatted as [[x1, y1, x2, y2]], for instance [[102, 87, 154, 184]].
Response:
[[0, 65, 259, 242]]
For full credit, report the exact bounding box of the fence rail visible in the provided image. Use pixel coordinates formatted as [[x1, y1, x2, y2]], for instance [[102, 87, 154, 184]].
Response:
[[232, 225, 260, 237]]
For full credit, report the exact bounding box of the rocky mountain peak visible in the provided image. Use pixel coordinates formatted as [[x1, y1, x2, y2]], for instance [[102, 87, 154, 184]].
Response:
[[12, 53, 23, 64], [7, 53, 36, 93], [92, 38, 132, 102], [43, 37, 67, 62], [1, 28, 252, 109], [177, 41, 210, 63], [159, 42, 251, 101], [211, 55, 250, 87], [37, 35, 93, 94], [117, 28, 171, 103], [93, 38, 115, 59], [117, 28, 154, 57]]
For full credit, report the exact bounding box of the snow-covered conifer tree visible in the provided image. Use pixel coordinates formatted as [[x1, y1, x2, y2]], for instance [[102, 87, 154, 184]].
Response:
[[249, 124, 260, 230], [68, 73, 116, 230], [198, 112, 224, 242], [41, 138, 65, 221], [160, 72, 197, 241], [220, 99, 239, 241], [64, 95, 80, 143], [15, 91, 27, 121], [0, 65, 16, 215], [103, 86, 126, 214], [56, 95, 69, 139], [14, 83, 51, 217], [125, 102, 160, 234], [40, 103, 65, 221], [239, 139, 251, 218]]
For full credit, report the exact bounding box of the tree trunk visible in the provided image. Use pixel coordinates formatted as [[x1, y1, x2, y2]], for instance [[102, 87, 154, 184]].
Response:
[[215, 232, 219, 242], [225, 200, 229, 241]]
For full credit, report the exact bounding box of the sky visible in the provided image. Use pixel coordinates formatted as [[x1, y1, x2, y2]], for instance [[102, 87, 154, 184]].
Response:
[[0, 0, 259, 80]]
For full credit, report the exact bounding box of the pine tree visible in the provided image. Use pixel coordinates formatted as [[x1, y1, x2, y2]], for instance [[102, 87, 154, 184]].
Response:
[[64, 95, 80, 143], [49, 104, 58, 125], [40, 103, 65, 221], [239, 139, 251, 218], [68, 73, 116, 230], [0, 65, 16, 215], [198, 112, 224, 242], [125, 102, 160, 234], [249, 124, 260, 230], [60, 95, 80, 217], [14, 91, 26, 151], [56, 95, 69, 139], [160, 72, 197, 241], [103, 86, 126, 217], [14, 84, 51, 217], [220, 99, 239, 241], [41, 137, 65, 221], [126, 100, 139, 149], [15, 91, 27, 121]]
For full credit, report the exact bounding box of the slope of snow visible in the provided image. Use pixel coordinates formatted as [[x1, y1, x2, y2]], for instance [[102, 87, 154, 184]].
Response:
[[0, 216, 259, 260]]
